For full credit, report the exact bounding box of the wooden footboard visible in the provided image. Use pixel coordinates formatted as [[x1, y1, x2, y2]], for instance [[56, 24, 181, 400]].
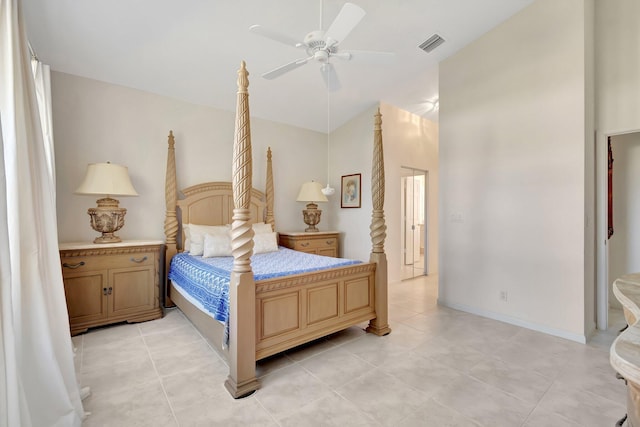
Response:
[[169, 261, 376, 362], [255, 263, 376, 360], [169, 262, 376, 362]]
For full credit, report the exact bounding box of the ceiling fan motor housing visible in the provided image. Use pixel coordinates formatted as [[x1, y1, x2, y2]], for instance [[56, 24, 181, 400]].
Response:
[[304, 30, 336, 62]]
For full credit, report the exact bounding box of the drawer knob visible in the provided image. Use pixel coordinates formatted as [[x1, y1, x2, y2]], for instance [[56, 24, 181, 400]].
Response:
[[300, 242, 309, 247], [130, 256, 148, 263], [63, 261, 85, 269], [326, 240, 334, 245]]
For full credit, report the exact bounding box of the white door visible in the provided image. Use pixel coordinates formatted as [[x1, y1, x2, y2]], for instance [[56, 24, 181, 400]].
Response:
[[401, 167, 427, 280]]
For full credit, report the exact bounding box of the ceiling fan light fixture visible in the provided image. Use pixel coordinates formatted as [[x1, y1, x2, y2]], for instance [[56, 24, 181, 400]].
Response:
[[321, 184, 335, 196], [314, 50, 330, 63]]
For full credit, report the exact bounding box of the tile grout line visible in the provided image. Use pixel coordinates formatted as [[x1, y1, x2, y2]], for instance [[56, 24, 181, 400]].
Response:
[[140, 324, 180, 427], [312, 369, 386, 427], [428, 395, 484, 427], [253, 392, 284, 427], [517, 378, 582, 427]]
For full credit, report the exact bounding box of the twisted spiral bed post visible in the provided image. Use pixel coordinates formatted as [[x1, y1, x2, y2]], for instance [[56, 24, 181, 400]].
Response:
[[164, 130, 178, 307], [366, 107, 391, 336], [230, 61, 254, 274], [265, 147, 275, 231], [225, 60, 260, 399]]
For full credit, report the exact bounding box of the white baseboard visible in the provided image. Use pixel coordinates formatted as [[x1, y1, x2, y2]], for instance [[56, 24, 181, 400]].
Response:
[[437, 298, 587, 344]]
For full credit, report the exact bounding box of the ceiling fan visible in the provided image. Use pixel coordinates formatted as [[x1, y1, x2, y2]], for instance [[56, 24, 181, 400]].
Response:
[[249, 2, 393, 91]]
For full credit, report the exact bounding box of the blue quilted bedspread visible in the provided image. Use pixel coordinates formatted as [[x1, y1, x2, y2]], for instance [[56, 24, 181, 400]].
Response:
[[168, 247, 361, 327]]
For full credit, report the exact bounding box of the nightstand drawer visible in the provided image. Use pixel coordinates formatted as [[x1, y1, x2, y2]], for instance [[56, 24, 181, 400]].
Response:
[[278, 232, 340, 258], [294, 237, 335, 250], [61, 252, 155, 272]]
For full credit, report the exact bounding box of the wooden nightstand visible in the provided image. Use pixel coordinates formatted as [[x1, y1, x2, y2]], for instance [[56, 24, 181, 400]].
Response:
[[59, 240, 164, 335], [278, 231, 340, 257]]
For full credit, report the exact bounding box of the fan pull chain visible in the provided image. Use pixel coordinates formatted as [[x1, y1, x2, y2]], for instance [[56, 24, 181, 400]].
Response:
[[322, 69, 335, 196]]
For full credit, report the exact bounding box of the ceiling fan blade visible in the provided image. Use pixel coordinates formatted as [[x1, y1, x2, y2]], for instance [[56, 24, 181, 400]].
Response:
[[324, 3, 365, 48], [249, 25, 302, 48], [331, 52, 352, 61], [321, 63, 341, 92], [344, 50, 395, 64], [262, 57, 310, 80]]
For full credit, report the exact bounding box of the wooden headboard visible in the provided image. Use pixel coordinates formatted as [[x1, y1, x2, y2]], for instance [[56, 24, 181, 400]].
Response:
[[176, 181, 266, 248], [164, 127, 275, 303]]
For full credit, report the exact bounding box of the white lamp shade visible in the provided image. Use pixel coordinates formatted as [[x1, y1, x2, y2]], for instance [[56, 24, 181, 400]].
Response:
[[296, 181, 328, 203], [75, 162, 138, 196]]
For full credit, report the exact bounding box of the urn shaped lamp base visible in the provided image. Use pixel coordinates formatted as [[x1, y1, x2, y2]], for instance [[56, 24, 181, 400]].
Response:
[[88, 197, 127, 244], [302, 202, 322, 233]]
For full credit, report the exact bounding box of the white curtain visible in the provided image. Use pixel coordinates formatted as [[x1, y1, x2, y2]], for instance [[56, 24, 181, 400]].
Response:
[[31, 57, 55, 190], [0, 0, 84, 426]]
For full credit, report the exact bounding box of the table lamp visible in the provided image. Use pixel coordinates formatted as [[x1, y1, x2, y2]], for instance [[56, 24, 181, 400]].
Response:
[[296, 181, 328, 232], [75, 162, 138, 243]]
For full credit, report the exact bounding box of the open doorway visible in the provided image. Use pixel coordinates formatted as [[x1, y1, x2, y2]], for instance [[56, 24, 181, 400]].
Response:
[[597, 130, 640, 331], [606, 133, 640, 329], [400, 167, 427, 281]]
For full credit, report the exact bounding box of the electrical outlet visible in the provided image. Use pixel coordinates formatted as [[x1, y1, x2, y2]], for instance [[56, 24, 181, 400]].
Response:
[[499, 291, 508, 302], [449, 212, 464, 223]]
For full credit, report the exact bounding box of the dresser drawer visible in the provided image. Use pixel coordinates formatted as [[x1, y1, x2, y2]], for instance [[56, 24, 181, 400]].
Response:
[[61, 252, 155, 272]]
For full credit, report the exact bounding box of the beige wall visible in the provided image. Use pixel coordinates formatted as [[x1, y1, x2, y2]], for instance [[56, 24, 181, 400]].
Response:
[[52, 71, 327, 243], [596, 0, 640, 134], [51, 72, 438, 286], [381, 103, 439, 279], [327, 103, 438, 284], [439, 0, 591, 341], [326, 105, 376, 264]]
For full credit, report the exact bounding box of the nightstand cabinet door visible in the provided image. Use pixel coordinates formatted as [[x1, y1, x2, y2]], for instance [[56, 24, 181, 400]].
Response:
[[109, 266, 157, 317], [63, 270, 109, 324], [278, 232, 340, 258], [59, 241, 163, 335]]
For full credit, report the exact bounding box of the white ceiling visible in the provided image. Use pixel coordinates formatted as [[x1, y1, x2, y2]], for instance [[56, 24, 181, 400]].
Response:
[[23, 0, 533, 133]]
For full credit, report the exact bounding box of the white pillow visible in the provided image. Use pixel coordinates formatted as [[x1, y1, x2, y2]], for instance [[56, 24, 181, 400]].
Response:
[[203, 232, 232, 257], [185, 223, 230, 256], [252, 222, 273, 235], [183, 224, 191, 252], [253, 232, 278, 254]]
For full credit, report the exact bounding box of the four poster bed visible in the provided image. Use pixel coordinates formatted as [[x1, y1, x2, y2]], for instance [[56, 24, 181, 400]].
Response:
[[163, 61, 390, 398]]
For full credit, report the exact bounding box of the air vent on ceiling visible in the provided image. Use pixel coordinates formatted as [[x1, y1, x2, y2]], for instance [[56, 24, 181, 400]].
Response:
[[419, 34, 445, 53]]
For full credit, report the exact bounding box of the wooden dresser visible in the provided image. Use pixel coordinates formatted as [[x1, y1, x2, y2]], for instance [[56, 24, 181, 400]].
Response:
[[278, 231, 340, 257], [59, 240, 164, 335]]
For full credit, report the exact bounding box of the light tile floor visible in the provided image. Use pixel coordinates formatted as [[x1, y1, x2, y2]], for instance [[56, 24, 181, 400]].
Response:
[[74, 275, 629, 426]]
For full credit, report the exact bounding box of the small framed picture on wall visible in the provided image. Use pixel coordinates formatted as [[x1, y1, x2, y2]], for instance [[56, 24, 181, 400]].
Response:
[[341, 173, 361, 208]]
